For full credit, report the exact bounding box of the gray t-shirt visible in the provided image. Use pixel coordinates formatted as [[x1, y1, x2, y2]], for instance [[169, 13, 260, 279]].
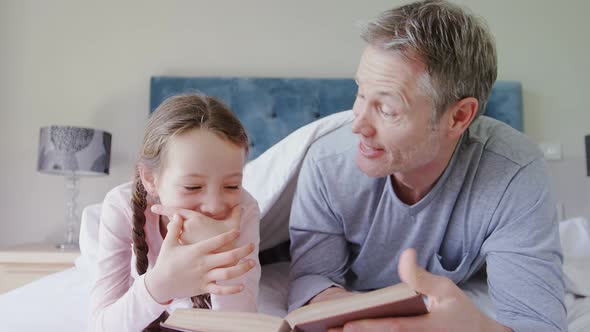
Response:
[[288, 116, 566, 332]]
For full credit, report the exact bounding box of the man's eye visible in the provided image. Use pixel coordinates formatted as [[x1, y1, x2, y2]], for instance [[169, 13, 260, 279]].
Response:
[[184, 186, 202, 191], [378, 106, 397, 118], [355, 92, 366, 100]]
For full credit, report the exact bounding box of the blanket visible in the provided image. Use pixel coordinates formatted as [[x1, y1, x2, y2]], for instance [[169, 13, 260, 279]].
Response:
[[243, 110, 354, 251]]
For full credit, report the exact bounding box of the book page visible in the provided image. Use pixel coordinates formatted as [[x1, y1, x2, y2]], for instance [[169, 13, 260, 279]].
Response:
[[161, 308, 286, 332]]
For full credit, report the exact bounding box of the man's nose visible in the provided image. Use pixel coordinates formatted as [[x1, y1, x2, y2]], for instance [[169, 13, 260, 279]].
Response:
[[352, 104, 376, 137]]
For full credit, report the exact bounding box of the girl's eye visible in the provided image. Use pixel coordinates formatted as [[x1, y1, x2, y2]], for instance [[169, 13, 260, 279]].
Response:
[[355, 92, 365, 100], [225, 186, 240, 190], [184, 186, 202, 191]]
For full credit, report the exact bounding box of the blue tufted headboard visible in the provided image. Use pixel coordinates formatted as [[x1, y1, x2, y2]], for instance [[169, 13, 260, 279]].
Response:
[[150, 77, 522, 159]]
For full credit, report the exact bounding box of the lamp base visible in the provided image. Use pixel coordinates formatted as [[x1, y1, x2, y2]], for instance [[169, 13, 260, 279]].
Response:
[[59, 174, 80, 252], [56, 242, 79, 250]]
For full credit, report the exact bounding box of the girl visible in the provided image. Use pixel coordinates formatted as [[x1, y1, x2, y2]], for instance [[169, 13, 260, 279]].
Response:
[[88, 94, 261, 332]]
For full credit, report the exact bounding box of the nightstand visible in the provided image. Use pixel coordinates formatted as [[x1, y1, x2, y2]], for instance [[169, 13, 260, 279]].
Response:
[[0, 243, 80, 294]]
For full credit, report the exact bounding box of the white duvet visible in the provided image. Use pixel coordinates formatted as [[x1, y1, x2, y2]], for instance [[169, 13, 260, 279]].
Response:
[[1, 111, 588, 331]]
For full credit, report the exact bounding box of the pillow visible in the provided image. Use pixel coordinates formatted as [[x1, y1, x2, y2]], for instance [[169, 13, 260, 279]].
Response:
[[559, 217, 590, 296], [77, 203, 102, 279]]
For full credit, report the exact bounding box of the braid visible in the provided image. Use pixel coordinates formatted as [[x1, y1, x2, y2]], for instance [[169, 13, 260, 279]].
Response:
[[131, 172, 150, 275], [191, 294, 211, 309], [142, 312, 170, 332], [131, 172, 170, 331]]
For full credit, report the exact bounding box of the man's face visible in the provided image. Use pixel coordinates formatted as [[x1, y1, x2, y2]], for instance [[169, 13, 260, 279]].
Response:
[[352, 45, 443, 178], [153, 128, 245, 220]]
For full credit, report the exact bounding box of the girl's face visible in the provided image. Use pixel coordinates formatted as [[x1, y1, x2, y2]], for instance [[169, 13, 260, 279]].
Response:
[[151, 128, 246, 220]]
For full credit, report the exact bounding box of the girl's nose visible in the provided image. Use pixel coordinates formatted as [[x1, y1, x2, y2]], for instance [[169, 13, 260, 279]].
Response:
[[199, 192, 226, 220]]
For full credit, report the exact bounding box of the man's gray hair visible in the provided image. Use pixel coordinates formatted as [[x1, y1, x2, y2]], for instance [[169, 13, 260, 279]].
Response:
[[361, 0, 497, 119]]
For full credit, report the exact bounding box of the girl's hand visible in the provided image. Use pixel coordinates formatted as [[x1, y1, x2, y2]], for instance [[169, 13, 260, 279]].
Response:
[[151, 204, 241, 252], [144, 215, 256, 304]]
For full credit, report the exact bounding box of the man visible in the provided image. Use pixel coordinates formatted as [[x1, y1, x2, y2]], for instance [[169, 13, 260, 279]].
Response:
[[288, 1, 566, 331]]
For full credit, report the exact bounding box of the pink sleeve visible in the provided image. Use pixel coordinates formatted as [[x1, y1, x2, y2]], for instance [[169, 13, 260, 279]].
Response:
[[210, 192, 261, 312], [87, 186, 168, 332]]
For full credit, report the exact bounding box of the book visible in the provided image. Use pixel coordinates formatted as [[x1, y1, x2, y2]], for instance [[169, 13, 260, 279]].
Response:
[[160, 282, 427, 332]]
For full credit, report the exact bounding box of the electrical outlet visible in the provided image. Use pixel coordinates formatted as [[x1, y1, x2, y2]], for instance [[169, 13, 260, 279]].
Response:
[[539, 143, 562, 161], [585, 135, 590, 176]]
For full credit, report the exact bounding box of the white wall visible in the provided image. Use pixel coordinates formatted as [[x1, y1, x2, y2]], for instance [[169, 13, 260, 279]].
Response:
[[1, 0, 589, 246]]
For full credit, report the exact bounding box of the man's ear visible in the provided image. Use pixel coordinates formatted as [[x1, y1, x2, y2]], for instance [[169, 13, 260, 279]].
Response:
[[444, 97, 479, 139], [138, 165, 158, 197]]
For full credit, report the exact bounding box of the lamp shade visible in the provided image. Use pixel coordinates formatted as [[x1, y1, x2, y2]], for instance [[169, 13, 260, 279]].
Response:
[[37, 125, 112, 176]]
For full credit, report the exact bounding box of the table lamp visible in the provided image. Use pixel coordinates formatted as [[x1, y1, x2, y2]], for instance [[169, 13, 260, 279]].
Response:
[[37, 125, 112, 250]]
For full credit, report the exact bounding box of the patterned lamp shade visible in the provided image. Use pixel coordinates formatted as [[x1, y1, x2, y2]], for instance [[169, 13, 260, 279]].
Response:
[[37, 125, 112, 176]]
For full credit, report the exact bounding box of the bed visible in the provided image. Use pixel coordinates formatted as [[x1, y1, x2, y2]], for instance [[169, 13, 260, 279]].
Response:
[[1, 77, 588, 331]]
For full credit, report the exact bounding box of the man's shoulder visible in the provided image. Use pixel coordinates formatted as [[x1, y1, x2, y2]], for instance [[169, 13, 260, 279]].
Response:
[[467, 116, 543, 167]]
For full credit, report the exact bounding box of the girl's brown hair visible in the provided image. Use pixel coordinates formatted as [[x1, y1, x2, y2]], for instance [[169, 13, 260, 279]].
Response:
[[132, 94, 249, 331]]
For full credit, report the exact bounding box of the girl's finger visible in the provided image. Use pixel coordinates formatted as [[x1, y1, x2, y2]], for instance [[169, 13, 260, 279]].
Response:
[[151, 204, 209, 221], [193, 230, 241, 254], [206, 260, 256, 281], [229, 204, 241, 220], [162, 215, 184, 248], [206, 243, 255, 268], [205, 282, 245, 295]]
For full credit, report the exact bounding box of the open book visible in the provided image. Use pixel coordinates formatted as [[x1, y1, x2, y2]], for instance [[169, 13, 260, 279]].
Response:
[[161, 282, 427, 332]]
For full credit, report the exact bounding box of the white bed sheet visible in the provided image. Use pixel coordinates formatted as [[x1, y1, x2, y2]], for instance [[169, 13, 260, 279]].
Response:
[[1, 233, 590, 332], [4, 259, 588, 332], [1, 113, 588, 331], [0, 266, 90, 331], [0, 260, 288, 331], [567, 294, 590, 332]]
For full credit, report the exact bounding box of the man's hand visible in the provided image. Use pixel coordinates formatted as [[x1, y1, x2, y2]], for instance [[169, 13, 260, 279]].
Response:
[[328, 248, 512, 332]]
